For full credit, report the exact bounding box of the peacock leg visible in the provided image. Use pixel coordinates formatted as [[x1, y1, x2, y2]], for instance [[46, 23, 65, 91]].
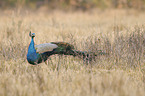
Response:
[[57, 55, 62, 72], [44, 61, 48, 65], [49, 57, 53, 66]]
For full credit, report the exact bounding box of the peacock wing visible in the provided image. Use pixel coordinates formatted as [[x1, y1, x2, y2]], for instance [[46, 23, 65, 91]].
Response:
[[51, 42, 74, 50], [35, 43, 58, 53]]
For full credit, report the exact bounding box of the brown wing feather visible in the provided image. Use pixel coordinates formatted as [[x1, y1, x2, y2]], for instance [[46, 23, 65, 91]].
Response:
[[51, 42, 74, 50]]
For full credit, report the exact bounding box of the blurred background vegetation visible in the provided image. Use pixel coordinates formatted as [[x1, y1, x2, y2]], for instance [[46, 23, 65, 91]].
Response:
[[0, 0, 145, 11]]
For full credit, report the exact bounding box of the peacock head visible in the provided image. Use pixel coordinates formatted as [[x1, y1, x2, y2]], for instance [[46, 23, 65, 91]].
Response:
[[29, 31, 35, 38]]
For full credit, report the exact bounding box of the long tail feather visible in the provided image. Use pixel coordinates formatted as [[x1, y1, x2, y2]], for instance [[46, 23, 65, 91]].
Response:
[[73, 50, 107, 60], [74, 50, 106, 56], [62, 50, 107, 59]]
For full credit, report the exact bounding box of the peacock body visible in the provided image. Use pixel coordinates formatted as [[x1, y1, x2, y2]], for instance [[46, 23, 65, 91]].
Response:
[[27, 32, 106, 65]]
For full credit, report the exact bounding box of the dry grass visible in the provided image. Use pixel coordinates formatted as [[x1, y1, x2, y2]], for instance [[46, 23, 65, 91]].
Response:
[[0, 9, 144, 96]]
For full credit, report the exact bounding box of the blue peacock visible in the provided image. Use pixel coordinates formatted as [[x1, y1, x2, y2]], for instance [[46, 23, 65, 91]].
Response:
[[27, 31, 106, 65]]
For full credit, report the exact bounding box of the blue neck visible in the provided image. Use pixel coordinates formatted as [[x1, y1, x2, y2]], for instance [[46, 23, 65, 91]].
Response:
[[27, 37, 40, 64], [28, 37, 36, 54]]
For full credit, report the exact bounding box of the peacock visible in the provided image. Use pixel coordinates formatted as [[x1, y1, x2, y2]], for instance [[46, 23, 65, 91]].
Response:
[[27, 31, 106, 65]]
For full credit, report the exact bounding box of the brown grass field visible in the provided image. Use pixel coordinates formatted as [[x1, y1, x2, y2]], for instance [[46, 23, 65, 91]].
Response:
[[0, 9, 144, 96]]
